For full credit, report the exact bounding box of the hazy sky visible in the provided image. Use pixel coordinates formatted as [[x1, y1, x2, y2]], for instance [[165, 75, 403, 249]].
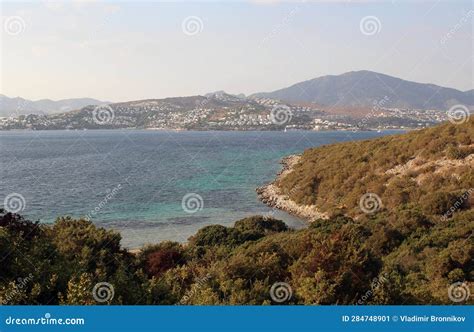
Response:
[[1, 1, 472, 102]]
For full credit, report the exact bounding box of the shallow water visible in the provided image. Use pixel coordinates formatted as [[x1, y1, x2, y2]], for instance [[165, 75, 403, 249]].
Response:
[[1, 129, 403, 247]]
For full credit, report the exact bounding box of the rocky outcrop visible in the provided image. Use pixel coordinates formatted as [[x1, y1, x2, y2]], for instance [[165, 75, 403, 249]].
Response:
[[385, 149, 474, 185], [257, 155, 328, 222]]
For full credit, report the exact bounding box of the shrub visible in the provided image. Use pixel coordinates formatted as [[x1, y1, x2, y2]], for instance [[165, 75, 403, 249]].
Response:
[[234, 216, 288, 234], [144, 245, 184, 278], [422, 192, 460, 216], [189, 225, 241, 247]]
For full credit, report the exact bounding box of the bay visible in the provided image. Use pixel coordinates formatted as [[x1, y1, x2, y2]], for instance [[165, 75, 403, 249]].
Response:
[[0, 129, 403, 248]]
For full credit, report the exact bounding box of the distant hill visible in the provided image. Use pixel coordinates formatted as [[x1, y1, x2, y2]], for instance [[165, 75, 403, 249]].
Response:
[[0, 94, 110, 117], [2, 94, 294, 130], [0, 90, 453, 131], [252, 70, 474, 110]]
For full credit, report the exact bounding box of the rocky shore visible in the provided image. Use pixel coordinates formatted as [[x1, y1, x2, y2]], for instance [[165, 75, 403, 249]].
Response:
[[256, 155, 328, 222]]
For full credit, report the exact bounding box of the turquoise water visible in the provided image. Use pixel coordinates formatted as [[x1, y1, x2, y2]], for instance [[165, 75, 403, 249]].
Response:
[[0, 129, 403, 247]]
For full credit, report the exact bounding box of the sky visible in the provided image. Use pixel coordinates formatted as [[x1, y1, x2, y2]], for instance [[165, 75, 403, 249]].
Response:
[[1, 0, 472, 102]]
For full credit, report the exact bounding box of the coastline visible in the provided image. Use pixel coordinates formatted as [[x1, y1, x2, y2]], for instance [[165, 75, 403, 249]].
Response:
[[0, 127, 409, 133], [256, 154, 328, 222]]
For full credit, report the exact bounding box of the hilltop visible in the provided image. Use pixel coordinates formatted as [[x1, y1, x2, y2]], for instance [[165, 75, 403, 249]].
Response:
[[253, 70, 474, 111]]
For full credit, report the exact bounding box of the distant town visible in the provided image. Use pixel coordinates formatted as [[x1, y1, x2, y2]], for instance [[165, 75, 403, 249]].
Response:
[[0, 92, 450, 131]]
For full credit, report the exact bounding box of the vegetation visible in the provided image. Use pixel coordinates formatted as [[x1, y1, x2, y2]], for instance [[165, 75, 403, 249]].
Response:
[[278, 117, 473, 217], [0, 119, 472, 305]]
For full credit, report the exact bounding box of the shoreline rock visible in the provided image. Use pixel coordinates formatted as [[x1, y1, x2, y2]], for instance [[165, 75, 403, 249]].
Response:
[[256, 154, 328, 222]]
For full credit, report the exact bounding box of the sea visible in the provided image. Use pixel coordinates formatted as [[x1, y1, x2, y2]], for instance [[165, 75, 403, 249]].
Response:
[[1, 129, 403, 248]]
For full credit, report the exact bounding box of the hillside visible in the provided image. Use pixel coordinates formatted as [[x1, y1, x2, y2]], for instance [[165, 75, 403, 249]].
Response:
[[0, 94, 109, 117], [1, 93, 325, 131], [1, 119, 472, 305], [253, 70, 474, 110], [4, 73, 468, 130], [0, 91, 451, 131], [271, 117, 473, 218]]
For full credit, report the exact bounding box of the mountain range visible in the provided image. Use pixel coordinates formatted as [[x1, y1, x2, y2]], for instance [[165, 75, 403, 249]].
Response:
[[0, 95, 109, 117], [2, 71, 472, 118], [252, 70, 473, 110]]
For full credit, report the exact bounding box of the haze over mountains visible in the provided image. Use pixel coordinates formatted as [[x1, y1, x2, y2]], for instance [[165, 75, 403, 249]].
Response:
[[252, 70, 473, 110], [0, 94, 109, 117], [2, 71, 472, 119]]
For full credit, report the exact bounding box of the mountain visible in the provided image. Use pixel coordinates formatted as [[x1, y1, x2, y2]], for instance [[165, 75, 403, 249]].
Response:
[[0, 94, 110, 117], [253, 70, 474, 110]]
